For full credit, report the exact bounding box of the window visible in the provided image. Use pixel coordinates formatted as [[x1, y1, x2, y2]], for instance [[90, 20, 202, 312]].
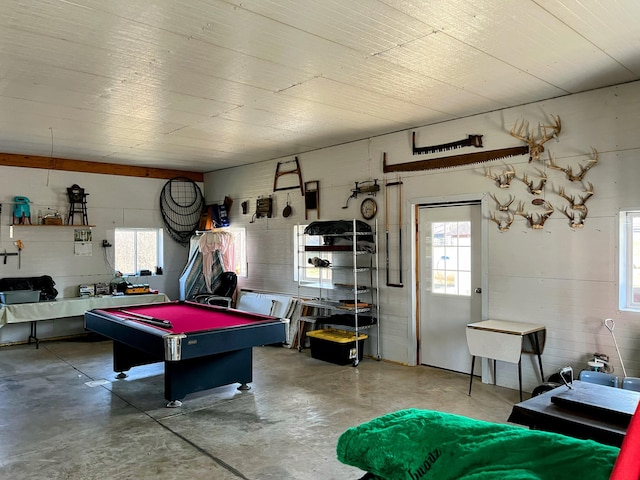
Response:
[[293, 225, 333, 286], [619, 211, 640, 311], [431, 221, 471, 296], [113, 228, 247, 278], [114, 228, 163, 276]]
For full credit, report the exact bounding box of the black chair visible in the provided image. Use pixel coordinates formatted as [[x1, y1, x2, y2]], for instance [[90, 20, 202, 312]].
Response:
[[192, 272, 237, 307], [67, 184, 89, 225]]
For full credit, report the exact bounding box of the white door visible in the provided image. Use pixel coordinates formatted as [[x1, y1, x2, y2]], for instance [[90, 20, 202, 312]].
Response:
[[418, 203, 482, 373]]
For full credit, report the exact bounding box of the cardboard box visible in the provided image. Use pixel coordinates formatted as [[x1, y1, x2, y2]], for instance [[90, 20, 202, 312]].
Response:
[[0, 290, 40, 304], [306, 329, 368, 365]]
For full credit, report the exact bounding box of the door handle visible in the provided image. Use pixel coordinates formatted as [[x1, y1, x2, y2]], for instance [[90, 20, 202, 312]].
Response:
[[474, 287, 482, 294]]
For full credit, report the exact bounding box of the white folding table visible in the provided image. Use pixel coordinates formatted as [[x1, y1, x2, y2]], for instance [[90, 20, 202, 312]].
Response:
[[0, 293, 169, 348], [466, 319, 546, 401]]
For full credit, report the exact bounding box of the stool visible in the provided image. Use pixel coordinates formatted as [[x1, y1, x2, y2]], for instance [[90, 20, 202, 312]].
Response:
[[67, 184, 89, 225]]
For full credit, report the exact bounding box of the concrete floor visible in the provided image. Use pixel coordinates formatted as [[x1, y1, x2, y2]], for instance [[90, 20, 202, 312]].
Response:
[[0, 336, 521, 480]]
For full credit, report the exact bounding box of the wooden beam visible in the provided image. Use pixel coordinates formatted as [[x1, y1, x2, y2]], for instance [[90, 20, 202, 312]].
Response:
[[0, 153, 204, 182]]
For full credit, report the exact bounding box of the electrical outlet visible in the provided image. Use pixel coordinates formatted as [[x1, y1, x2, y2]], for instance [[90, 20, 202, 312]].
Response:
[[102, 239, 112, 248]]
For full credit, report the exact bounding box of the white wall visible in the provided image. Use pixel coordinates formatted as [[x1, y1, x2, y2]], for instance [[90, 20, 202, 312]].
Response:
[[205, 81, 640, 392], [0, 168, 193, 343]]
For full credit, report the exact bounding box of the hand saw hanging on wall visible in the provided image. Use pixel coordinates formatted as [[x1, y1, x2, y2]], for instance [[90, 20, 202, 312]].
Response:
[[412, 132, 484, 155]]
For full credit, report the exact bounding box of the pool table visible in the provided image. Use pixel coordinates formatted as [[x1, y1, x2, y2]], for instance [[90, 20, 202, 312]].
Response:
[[84, 301, 286, 407]]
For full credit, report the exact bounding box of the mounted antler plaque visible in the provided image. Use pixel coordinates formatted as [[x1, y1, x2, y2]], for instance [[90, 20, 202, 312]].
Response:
[[510, 114, 561, 163]]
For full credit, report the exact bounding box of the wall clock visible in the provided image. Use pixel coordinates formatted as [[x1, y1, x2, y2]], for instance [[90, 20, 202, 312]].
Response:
[[360, 198, 378, 220]]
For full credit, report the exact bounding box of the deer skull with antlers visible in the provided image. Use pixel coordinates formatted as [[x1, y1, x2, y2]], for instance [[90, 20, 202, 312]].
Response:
[[489, 193, 515, 211], [562, 205, 588, 229], [518, 168, 547, 195], [558, 182, 594, 212], [515, 200, 554, 229], [490, 211, 514, 232], [547, 148, 598, 182], [485, 165, 516, 189], [510, 114, 561, 163]]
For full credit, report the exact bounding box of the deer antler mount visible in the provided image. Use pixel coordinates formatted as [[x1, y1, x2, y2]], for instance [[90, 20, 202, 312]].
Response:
[[510, 114, 561, 163], [489, 193, 515, 211], [490, 211, 514, 232], [562, 205, 588, 229], [485, 165, 516, 189], [547, 148, 598, 182], [515, 200, 554, 230], [518, 168, 547, 195], [558, 182, 594, 212]]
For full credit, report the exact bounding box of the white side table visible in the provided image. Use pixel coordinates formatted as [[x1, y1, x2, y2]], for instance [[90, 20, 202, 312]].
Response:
[[466, 319, 546, 401]]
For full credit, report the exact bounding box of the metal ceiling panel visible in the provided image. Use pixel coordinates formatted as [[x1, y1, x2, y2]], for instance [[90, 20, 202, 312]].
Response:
[[389, 0, 637, 92], [324, 55, 510, 117], [279, 76, 446, 127], [224, 0, 430, 54], [0, 0, 638, 172], [539, 0, 640, 75]]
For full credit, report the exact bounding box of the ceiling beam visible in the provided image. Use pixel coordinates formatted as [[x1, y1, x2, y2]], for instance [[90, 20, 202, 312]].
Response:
[[0, 153, 203, 182]]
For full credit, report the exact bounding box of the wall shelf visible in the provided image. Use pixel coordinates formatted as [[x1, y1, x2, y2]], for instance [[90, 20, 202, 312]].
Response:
[[9, 224, 95, 227], [8, 223, 95, 239]]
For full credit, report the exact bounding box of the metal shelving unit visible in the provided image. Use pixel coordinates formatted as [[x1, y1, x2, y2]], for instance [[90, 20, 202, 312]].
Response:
[[296, 219, 380, 366]]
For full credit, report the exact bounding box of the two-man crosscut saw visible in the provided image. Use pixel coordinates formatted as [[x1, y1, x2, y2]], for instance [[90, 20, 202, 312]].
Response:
[[383, 146, 529, 173]]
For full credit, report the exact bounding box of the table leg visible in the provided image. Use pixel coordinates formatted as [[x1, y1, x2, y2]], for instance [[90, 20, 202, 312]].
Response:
[[28, 321, 39, 349], [493, 359, 497, 385], [518, 359, 523, 402], [533, 332, 545, 381], [113, 341, 156, 374], [468, 356, 476, 395], [164, 348, 253, 404]]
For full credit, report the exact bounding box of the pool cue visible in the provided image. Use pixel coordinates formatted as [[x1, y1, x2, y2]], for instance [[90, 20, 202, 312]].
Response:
[[119, 310, 172, 328]]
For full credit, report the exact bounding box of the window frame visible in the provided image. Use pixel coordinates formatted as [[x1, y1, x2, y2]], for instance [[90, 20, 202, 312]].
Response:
[[619, 210, 640, 311], [114, 227, 163, 276], [293, 225, 333, 286], [430, 220, 472, 296]]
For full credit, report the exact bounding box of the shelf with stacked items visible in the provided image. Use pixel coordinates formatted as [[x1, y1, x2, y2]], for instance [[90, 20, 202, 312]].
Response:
[[297, 298, 374, 316], [7, 203, 95, 227], [10, 224, 96, 228], [296, 219, 380, 365]]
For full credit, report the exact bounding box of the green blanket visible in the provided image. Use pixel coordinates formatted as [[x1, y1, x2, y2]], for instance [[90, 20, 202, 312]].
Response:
[[336, 409, 619, 480]]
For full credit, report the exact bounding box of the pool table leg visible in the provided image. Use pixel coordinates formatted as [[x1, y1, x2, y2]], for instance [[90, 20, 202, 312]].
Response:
[[113, 341, 158, 379], [164, 347, 253, 405]]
